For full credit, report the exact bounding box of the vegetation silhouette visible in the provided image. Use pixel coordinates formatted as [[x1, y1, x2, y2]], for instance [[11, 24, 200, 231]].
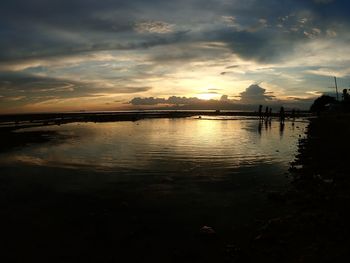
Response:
[[310, 95, 336, 114]]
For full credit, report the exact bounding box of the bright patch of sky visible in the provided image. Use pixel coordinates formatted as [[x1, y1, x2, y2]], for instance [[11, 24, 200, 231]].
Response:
[[0, 0, 349, 112]]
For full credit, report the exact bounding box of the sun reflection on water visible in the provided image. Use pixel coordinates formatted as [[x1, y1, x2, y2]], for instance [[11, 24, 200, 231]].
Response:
[[0, 118, 307, 177]]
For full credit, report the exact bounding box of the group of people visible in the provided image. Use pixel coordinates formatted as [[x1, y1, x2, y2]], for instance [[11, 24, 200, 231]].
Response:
[[258, 105, 273, 121], [258, 105, 290, 124]]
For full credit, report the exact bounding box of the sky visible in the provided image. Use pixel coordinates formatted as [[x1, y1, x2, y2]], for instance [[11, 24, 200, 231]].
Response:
[[1, 0, 350, 113]]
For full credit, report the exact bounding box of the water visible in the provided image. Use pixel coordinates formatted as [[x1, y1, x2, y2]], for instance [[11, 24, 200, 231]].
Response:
[[0, 117, 308, 261], [1, 117, 306, 177]]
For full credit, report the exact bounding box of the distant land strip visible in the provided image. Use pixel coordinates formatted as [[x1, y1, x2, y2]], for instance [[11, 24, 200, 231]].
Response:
[[0, 110, 311, 131]]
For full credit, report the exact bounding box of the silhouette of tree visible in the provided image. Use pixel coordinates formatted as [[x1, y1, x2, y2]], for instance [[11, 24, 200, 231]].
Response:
[[310, 95, 336, 113]]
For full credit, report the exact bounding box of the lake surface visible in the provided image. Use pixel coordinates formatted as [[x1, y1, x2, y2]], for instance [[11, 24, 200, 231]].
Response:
[[0, 117, 308, 262]]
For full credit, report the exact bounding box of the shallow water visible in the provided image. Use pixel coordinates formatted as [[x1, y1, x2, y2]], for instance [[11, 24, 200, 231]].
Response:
[[1, 117, 307, 178]]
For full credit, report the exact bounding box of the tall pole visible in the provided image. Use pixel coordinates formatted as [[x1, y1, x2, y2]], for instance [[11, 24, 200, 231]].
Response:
[[334, 76, 339, 101]]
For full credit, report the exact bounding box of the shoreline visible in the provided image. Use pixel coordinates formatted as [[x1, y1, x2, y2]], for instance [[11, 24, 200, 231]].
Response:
[[247, 113, 350, 262]]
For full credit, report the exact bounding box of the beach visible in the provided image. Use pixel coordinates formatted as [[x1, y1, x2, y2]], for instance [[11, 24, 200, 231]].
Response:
[[247, 113, 350, 262], [1, 112, 348, 262], [1, 0, 349, 261], [0, 114, 307, 262]]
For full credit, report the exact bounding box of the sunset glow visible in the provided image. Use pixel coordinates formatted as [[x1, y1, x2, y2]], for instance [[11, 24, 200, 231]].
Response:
[[197, 93, 220, 100], [1, 0, 350, 113]]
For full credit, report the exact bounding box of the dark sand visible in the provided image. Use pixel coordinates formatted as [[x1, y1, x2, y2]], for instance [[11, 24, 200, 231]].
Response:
[[248, 113, 350, 262]]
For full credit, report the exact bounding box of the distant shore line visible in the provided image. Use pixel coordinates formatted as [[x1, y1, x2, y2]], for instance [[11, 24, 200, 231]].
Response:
[[0, 110, 311, 131]]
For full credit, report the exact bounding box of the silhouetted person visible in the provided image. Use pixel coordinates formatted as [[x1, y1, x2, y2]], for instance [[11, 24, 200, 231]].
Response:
[[265, 106, 269, 120], [258, 105, 263, 120], [291, 109, 295, 123], [343, 89, 349, 102], [279, 106, 285, 124], [269, 108, 272, 120]]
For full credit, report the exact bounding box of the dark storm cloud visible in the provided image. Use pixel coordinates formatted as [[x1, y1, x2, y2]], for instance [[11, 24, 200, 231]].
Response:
[[0, 29, 189, 63], [0, 0, 195, 63], [1, 0, 349, 64], [210, 29, 300, 62]]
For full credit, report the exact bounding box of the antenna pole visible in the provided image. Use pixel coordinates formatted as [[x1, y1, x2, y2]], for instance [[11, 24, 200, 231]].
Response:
[[334, 76, 339, 101]]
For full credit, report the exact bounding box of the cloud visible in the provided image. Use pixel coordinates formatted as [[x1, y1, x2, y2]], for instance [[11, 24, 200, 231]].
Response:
[[313, 0, 334, 4], [1, 96, 26, 101], [220, 95, 229, 101], [304, 67, 350, 78], [1, 0, 349, 66], [1, 0, 350, 113], [226, 65, 240, 69], [130, 96, 201, 106], [129, 97, 165, 105], [0, 72, 152, 107], [239, 84, 275, 104], [111, 86, 152, 93], [0, 73, 78, 94], [129, 90, 313, 110], [134, 21, 175, 34], [221, 16, 241, 29]]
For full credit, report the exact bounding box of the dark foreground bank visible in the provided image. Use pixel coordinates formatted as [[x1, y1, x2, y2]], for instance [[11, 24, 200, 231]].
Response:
[[247, 113, 350, 262]]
